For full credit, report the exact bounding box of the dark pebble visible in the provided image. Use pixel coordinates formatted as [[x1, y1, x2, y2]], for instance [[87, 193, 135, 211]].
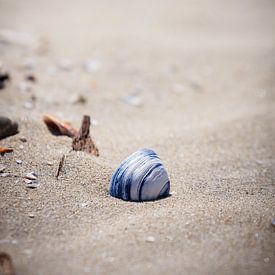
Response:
[[0, 116, 19, 140], [0, 72, 10, 89], [19, 137, 27, 142], [25, 74, 36, 82]]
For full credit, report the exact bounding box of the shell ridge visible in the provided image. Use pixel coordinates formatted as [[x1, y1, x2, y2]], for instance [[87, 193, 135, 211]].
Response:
[[139, 165, 168, 201], [131, 155, 160, 200], [112, 151, 144, 199], [112, 152, 139, 198], [138, 163, 162, 201], [157, 180, 170, 198], [124, 176, 132, 200], [124, 156, 145, 200]]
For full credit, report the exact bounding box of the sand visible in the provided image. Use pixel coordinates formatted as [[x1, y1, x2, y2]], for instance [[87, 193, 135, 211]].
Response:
[[0, 0, 275, 274]]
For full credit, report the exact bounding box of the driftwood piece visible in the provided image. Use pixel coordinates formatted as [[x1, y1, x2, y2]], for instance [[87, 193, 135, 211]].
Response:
[[0, 147, 13, 155], [43, 115, 77, 138], [72, 115, 99, 156], [0, 252, 16, 275], [43, 114, 99, 156], [56, 154, 65, 179]]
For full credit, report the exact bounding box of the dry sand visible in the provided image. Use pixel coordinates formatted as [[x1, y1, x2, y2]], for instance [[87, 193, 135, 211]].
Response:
[[0, 0, 275, 274]]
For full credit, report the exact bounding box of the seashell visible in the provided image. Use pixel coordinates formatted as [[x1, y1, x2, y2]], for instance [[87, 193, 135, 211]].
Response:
[[25, 171, 38, 180], [25, 180, 39, 189], [109, 149, 170, 201]]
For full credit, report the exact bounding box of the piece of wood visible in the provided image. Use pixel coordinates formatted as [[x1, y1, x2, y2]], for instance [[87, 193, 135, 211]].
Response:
[[0, 147, 13, 155], [72, 115, 99, 156], [56, 154, 65, 179], [43, 114, 77, 138]]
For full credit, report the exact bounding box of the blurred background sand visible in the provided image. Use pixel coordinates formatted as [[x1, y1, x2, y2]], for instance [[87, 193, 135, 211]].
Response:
[[0, 0, 275, 274]]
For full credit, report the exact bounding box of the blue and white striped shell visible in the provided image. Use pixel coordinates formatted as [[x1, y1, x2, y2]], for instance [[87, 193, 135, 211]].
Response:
[[109, 149, 170, 201]]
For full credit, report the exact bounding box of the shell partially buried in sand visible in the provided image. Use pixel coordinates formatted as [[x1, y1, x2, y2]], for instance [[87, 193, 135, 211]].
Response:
[[109, 149, 170, 201]]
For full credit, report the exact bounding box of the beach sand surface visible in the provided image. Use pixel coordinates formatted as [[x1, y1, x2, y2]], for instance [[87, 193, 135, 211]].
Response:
[[0, 0, 275, 274]]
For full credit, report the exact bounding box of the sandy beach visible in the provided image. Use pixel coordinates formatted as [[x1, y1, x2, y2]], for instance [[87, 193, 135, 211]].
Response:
[[0, 0, 275, 274]]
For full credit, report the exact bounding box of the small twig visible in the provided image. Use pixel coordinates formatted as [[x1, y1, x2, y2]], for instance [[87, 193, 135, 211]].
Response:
[[56, 154, 65, 179], [0, 252, 16, 275]]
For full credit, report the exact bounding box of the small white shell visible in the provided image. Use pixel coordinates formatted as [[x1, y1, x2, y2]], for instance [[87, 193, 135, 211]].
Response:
[[109, 149, 170, 201]]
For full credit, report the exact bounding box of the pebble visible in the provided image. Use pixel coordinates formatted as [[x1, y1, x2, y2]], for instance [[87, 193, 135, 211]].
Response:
[[123, 94, 142, 107], [23, 101, 33, 110], [72, 94, 87, 105], [0, 72, 10, 89], [146, 236, 155, 243], [46, 161, 54, 166], [264, 257, 270, 263], [85, 59, 101, 73], [1, 172, 9, 177], [25, 74, 36, 82], [16, 159, 22, 164], [19, 145, 24, 149], [19, 137, 27, 142], [59, 58, 73, 71], [25, 180, 39, 189], [271, 218, 275, 227], [0, 165, 6, 173], [28, 213, 35, 218], [0, 116, 18, 139]]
